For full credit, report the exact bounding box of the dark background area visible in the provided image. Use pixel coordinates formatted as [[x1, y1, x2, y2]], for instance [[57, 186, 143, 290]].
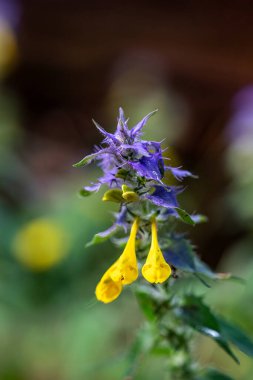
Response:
[[7, 0, 253, 267]]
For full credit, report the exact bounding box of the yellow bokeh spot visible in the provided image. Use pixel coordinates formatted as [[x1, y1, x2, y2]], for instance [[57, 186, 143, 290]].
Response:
[[13, 218, 68, 271], [142, 219, 171, 283]]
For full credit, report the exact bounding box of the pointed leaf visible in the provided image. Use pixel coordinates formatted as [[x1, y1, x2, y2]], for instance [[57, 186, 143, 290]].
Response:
[[176, 295, 239, 364], [198, 369, 234, 380], [86, 225, 118, 247], [218, 317, 253, 357], [191, 214, 208, 224], [79, 188, 93, 197], [73, 151, 102, 167], [175, 207, 195, 225]]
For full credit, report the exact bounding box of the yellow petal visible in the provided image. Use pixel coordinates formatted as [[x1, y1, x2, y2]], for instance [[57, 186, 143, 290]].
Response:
[[142, 219, 171, 284], [95, 269, 122, 303], [95, 218, 140, 303], [110, 218, 139, 285], [110, 260, 138, 285]]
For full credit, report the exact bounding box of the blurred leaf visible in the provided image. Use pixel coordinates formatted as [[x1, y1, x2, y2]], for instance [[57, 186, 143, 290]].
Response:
[[73, 152, 101, 167], [86, 225, 118, 247], [190, 214, 208, 224], [79, 188, 93, 197], [135, 290, 156, 322], [175, 207, 195, 225], [124, 324, 156, 378], [218, 317, 253, 357], [198, 368, 234, 380], [115, 168, 130, 179], [176, 295, 239, 364]]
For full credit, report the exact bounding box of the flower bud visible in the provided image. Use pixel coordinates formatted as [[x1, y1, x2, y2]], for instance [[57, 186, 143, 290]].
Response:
[[122, 185, 139, 202], [102, 189, 124, 203]]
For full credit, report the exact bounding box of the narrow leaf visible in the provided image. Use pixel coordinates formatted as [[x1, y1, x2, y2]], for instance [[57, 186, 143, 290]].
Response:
[[198, 369, 234, 380], [175, 207, 195, 225], [218, 317, 253, 357], [86, 225, 118, 247], [73, 151, 101, 167], [79, 188, 93, 197], [176, 295, 239, 364]]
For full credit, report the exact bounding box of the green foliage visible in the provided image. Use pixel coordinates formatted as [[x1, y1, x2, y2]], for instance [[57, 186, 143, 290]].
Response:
[[86, 227, 118, 247], [175, 207, 195, 225], [79, 188, 94, 197], [177, 295, 253, 364], [198, 369, 234, 380], [217, 317, 253, 357], [73, 151, 101, 167]]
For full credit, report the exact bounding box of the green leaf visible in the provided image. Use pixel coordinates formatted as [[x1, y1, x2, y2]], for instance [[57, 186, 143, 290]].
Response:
[[73, 151, 101, 167], [135, 283, 169, 321], [176, 295, 239, 364], [86, 225, 118, 247], [135, 291, 156, 321], [191, 214, 208, 224], [115, 168, 130, 179], [175, 207, 195, 225], [79, 188, 93, 197], [218, 317, 253, 357], [198, 369, 234, 380], [124, 325, 156, 378]]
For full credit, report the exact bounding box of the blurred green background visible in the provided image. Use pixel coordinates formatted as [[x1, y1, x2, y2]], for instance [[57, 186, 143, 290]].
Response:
[[1, 1, 253, 379]]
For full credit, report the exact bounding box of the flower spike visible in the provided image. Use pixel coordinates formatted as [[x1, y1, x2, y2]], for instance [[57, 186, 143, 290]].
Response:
[[142, 219, 171, 283]]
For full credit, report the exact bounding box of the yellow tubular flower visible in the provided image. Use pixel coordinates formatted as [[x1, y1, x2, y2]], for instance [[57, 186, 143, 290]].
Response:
[[95, 218, 139, 303], [95, 268, 123, 304], [142, 219, 171, 283], [109, 218, 139, 285]]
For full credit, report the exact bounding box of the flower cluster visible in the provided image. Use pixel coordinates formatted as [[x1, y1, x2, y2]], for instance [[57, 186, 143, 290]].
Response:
[[74, 108, 197, 303], [95, 217, 171, 303]]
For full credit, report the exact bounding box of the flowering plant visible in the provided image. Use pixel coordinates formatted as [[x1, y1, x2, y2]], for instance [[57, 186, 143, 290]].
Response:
[[75, 109, 253, 379]]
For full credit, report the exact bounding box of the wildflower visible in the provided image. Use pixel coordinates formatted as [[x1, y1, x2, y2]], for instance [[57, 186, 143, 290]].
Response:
[[75, 109, 198, 302], [142, 219, 171, 283], [13, 218, 68, 271], [109, 217, 139, 284], [95, 218, 139, 303]]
